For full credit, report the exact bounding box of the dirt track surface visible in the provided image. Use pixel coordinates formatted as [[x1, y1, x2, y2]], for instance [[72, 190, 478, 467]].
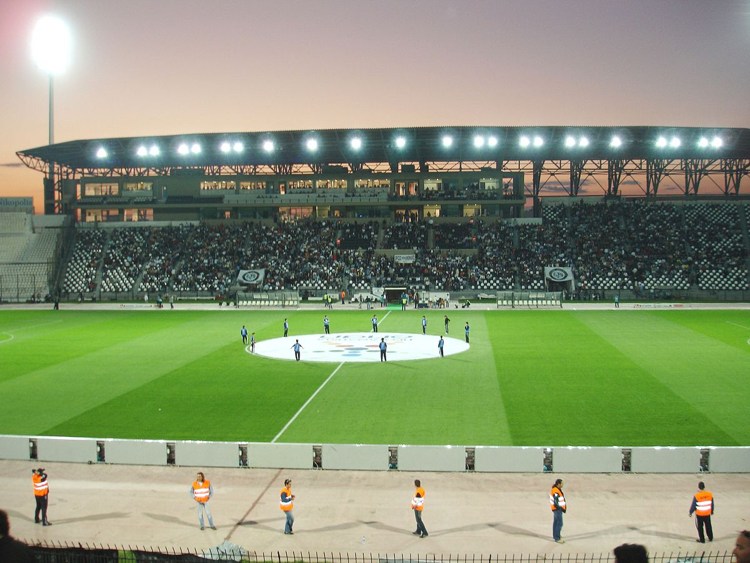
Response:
[[4, 460, 749, 557]]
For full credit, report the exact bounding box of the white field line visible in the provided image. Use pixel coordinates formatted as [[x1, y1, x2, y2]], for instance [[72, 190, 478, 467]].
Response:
[[379, 310, 392, 327], [271, 361, 345, 443], [726, 321, 750, 331], [0, 319, 63, 345]]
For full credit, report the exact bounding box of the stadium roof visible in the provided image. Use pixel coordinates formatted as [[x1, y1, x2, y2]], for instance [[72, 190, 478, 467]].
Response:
[[17, 126, 750, 173]]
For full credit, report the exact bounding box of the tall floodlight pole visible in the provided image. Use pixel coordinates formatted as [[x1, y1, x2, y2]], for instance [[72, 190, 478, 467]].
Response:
[[31, 14, 72, 214]]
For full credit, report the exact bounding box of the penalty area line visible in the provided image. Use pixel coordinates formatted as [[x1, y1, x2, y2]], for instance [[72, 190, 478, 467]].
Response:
[[271, 361, 345, 443]]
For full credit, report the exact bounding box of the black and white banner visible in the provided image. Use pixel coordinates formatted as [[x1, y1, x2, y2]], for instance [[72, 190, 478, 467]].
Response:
[[394, 254, 416, 264], [237, 269, 265, 285], [544, 267, 574, 283]]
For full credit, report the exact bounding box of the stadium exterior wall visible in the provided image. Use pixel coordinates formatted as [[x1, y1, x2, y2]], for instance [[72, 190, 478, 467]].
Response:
[[2, 435, 749, 473]]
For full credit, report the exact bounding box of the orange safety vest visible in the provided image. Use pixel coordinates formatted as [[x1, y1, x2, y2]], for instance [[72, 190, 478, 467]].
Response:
[[550, 486, 566, 511], [192, 480, 211, 504], [32, 473, 49, 497], [694, 490, 713, 516], [280, 486, 294, 512], [411, 486, 426, 511]]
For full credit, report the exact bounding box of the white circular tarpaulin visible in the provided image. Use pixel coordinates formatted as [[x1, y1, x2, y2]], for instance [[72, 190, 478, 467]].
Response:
[[250, 332, 469, 363]]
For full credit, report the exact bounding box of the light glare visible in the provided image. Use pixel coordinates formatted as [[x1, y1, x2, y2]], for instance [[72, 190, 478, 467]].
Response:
[[306, 138, 319, 152], [395, 136, 406, 149], [31, 15, 72, 75], [610, 136, 622, 148], [95, 147, 107, 159], [350, 137, 362, 150], [263, 140, 275, 153], [441, 135, 453, 148]]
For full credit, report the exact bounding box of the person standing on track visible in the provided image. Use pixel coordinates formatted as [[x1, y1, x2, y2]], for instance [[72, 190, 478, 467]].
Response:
[[32, 468, 51, 526], [190, 472, 216, 531], [280, 478, 295, 534], [550, 478, 566, 543], [411, 479, 428, 538], [689, 481, 714, 543]]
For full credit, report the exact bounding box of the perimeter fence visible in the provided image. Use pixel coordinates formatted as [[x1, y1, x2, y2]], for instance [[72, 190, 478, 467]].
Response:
[[20, 542, 736, 563]]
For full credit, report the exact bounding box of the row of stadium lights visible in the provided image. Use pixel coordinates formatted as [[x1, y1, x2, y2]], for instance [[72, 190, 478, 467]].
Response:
[[94, 133, 725, 160]]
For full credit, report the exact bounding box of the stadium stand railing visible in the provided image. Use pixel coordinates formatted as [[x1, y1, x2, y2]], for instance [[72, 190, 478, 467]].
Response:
[[19, 542, 737, 563], [496, 291, 562, 308]]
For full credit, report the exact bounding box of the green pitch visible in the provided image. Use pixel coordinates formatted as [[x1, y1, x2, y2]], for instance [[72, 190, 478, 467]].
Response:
[[0, 308, 748, 446]]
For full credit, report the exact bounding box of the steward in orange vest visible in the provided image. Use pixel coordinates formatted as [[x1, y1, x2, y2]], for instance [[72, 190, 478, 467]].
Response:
[[280, 478, 295, 534], [550, 478, 566, 542], [689, 481, 714, 543], [190, 472, 216, 530], [32, 468, 51, 526], [411, 479, 428, 538]]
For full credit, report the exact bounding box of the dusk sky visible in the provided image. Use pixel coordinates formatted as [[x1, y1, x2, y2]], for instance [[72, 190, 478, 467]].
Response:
[[1, 0, 749, 211]]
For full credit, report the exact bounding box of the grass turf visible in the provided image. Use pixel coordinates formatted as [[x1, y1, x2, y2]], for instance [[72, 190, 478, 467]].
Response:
[[0, 308, 747, 446]]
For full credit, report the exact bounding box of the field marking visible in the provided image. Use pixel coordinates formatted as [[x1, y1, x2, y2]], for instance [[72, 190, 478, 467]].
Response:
[[225, 467, 282, 541], [726, 321, 750, 331], [379, 310, 391, 326], [0, 320, 63, 345], [271, 361, 345, 443]]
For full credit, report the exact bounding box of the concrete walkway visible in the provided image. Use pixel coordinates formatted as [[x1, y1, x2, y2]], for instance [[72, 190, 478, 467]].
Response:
[[3, 460, 748, 557]]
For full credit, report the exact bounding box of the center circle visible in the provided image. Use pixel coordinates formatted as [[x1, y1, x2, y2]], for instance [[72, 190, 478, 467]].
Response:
[[251, 332, 470, 363]]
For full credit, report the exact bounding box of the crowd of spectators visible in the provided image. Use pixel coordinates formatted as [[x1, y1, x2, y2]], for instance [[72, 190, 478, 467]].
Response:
[[61, 201, 749, 299]]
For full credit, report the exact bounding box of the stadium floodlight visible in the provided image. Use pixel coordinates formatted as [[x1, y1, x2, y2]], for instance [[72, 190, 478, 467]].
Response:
[[233, 141, 244, 153], [395, 136, 407, 149], [262, 139, 275, 153], [473, 135, 485, 148], [487, 136, 498, 148], [220, 141, 231, 153], [95, 147, 108, 159], [610, 135, 622, 148], [711, 136, 723, 148], [136, 145, 148, 157], [190, 143, 201, 154], [32, 14, 72, 209], [350, 137, 363, 151], [656, 136, 668, 148], [578, 136, 589, 148], [178, 143, 190, 155], [669, 136, 681, 148], [698, 137, 710, 149], [148, 144, 160, 157], [564, 136, 576, 148], [533, 136, 544, 148], [441, 135, 454, 148], [519, 135, 531, 148], [306, 138, 319, 152]]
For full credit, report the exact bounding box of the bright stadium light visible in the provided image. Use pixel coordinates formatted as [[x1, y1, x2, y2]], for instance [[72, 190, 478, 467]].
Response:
[[533, 136, 544, 148], [395, 136, 407, 149], [178, 143, 190, 155], [32, 14, 72, 212], [578, 136, 589, 148], [350, 137, 363, 151], [149, 144, 160, 157], [262, 139, 275, 153], [656, 136, 668, 148], [610, 135, 622, 148], [95, 147, 108, 159], [233, 141, 244, 153], [473, 135, 485, 148], [306, 138, 319, 152], [220, 141, 231, 153], [441, 135, 454, 148], [190, 142, 201, 154], [711, 136, 723, 148], [564, 136, 576, 148], [487, 136, 498, 148], [136, 145, 148, 157], [519, 135, 531, 148], [669, 136, 681, 148]]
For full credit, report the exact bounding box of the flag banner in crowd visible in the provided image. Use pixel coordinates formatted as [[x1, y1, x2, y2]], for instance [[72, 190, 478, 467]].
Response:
[[394, 254, 416, 264], [237, 269, 265, 285], [544, 267, 574, 283]]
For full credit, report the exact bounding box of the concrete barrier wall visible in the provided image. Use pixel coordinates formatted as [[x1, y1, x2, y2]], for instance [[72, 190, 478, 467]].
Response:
[[37, 437, 98, 463], [475, 447, 544, 472], [397, 445, 466, 472], [175, 441, 240, 468], [323, 444, 390, 470], [554, 447, 623, 473], [709, 447, 750, 472], [630, 447, 700, 473], [1, 435, 744, 473], [0, 435, 31, 460], [105, 440, 168, 466], [248, 443, 311, 469]]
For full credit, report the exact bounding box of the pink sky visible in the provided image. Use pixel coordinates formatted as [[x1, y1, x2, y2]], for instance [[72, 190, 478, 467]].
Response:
[[1, 0, 749, 212]]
